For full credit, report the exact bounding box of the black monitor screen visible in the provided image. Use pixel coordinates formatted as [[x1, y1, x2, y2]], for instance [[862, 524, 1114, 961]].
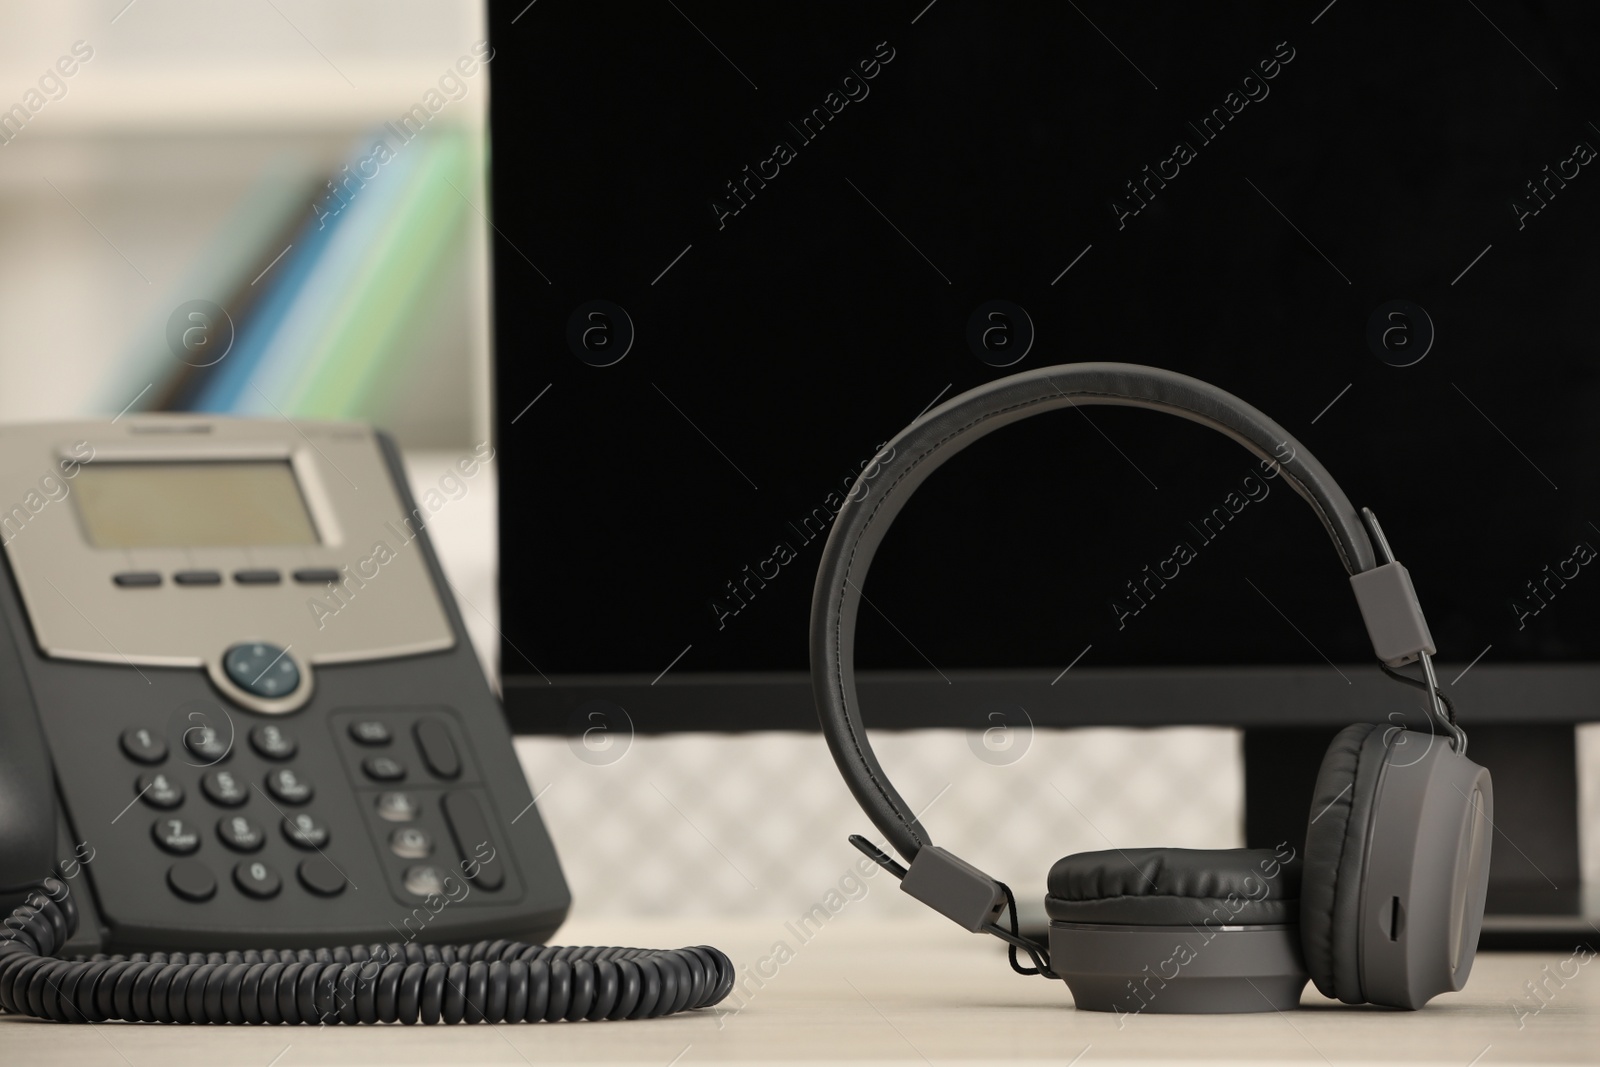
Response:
[[489, 1, 1600, 725]]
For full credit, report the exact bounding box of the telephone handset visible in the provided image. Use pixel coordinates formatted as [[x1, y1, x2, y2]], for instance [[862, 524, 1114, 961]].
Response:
[[0, 418, 730, 1023]]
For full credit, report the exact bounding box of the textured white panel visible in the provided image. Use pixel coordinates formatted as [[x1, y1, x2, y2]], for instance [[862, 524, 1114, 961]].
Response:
[[513, 727, 1243, 919]]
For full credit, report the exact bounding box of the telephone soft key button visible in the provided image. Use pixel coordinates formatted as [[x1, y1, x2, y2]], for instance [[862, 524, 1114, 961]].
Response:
[[183, 725, 230, 763], [218, 815, 265, 852], [174, 570, 223, 586], [441, 792, 504, 891], [362, 756, 406, 782], [120, 727, 167, 764], [249, 723, 296, 760], [348, 721, 391, 746], [265, 768, 312, 804], [234, 860, 281, 899], [282, 812, 329, 849], [113, 571, 162, 587], [233, 569, 281, 585], [138, 772, 184, 809], [413, 719, 461, 779], [152, 818, 200, 855], [297, 857, 346, 896], [201, 769, 248, 807], [292, 568, 341, 584], [166, 860, 216, 902]]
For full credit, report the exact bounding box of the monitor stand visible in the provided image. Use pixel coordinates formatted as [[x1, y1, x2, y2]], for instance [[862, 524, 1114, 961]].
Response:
[[1245, 724, 1597, 951]]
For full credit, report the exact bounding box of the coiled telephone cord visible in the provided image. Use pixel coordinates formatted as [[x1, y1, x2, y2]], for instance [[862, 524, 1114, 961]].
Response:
[[0, 879, 734, 1024]]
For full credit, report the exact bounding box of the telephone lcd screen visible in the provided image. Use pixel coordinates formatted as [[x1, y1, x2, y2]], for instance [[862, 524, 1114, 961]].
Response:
[[72, 462, 318, 548]]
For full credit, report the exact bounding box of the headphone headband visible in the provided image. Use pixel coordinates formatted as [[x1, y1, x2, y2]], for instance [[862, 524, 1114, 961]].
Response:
[[811, 363, 1432, 870]]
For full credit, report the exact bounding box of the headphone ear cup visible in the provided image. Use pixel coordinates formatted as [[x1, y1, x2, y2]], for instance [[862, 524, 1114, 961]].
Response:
[[1300, 722, 1389, 1004]]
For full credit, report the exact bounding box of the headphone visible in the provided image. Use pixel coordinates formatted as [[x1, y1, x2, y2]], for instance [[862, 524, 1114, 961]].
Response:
[[810, 363, 1493, 1013]]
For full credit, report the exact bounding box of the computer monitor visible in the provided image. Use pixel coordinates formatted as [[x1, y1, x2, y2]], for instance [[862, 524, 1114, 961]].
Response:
[[487, 2, 1599, 943]]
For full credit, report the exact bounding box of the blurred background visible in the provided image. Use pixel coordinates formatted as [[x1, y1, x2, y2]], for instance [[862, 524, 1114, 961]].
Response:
[[2, 2, 1595, 930], [0, 1, 489, 445]]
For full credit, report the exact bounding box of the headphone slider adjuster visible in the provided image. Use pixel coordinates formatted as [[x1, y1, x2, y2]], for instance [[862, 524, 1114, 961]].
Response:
[[900, 846, 1007, 932], [1350, 560, 1436, 667]]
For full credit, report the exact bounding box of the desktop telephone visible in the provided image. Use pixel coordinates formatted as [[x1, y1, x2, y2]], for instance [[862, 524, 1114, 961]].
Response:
[[0, 418, 730, 1023]]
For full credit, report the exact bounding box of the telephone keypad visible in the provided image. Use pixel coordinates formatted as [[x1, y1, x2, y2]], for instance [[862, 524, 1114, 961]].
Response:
[[166, 860, 216, 902], [265, 767, 313, 804], [282, 811, 329, 850], [249, 724, 296, 760], [121, 727, 167, 765], [152, 818, 200, 855], [200, 769, 248, 807], [137, 772, 184, 809], [297, 856, 347, 897], [183, 725, 230, 764], [112, 707, 511, 912], [217, 815, 265, 852], [233, 860, 281, 899]]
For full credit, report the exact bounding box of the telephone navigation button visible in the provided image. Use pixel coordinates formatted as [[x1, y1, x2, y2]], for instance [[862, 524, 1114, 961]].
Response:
[[223, 643, 301, 699], [152, 818, 200, 855], [121, 727, 167, 764], [166, 860, 216, 902]]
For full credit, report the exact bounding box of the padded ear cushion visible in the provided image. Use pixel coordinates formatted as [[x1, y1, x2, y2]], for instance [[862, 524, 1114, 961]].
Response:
[[1046, 847, 1301, 926], [1300, 722, 1391, 1004]]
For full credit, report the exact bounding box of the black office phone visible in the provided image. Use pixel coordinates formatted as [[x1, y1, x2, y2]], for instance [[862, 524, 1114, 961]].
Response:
[[0, 418, 572, 952], [0, 418, 732, 1024]]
